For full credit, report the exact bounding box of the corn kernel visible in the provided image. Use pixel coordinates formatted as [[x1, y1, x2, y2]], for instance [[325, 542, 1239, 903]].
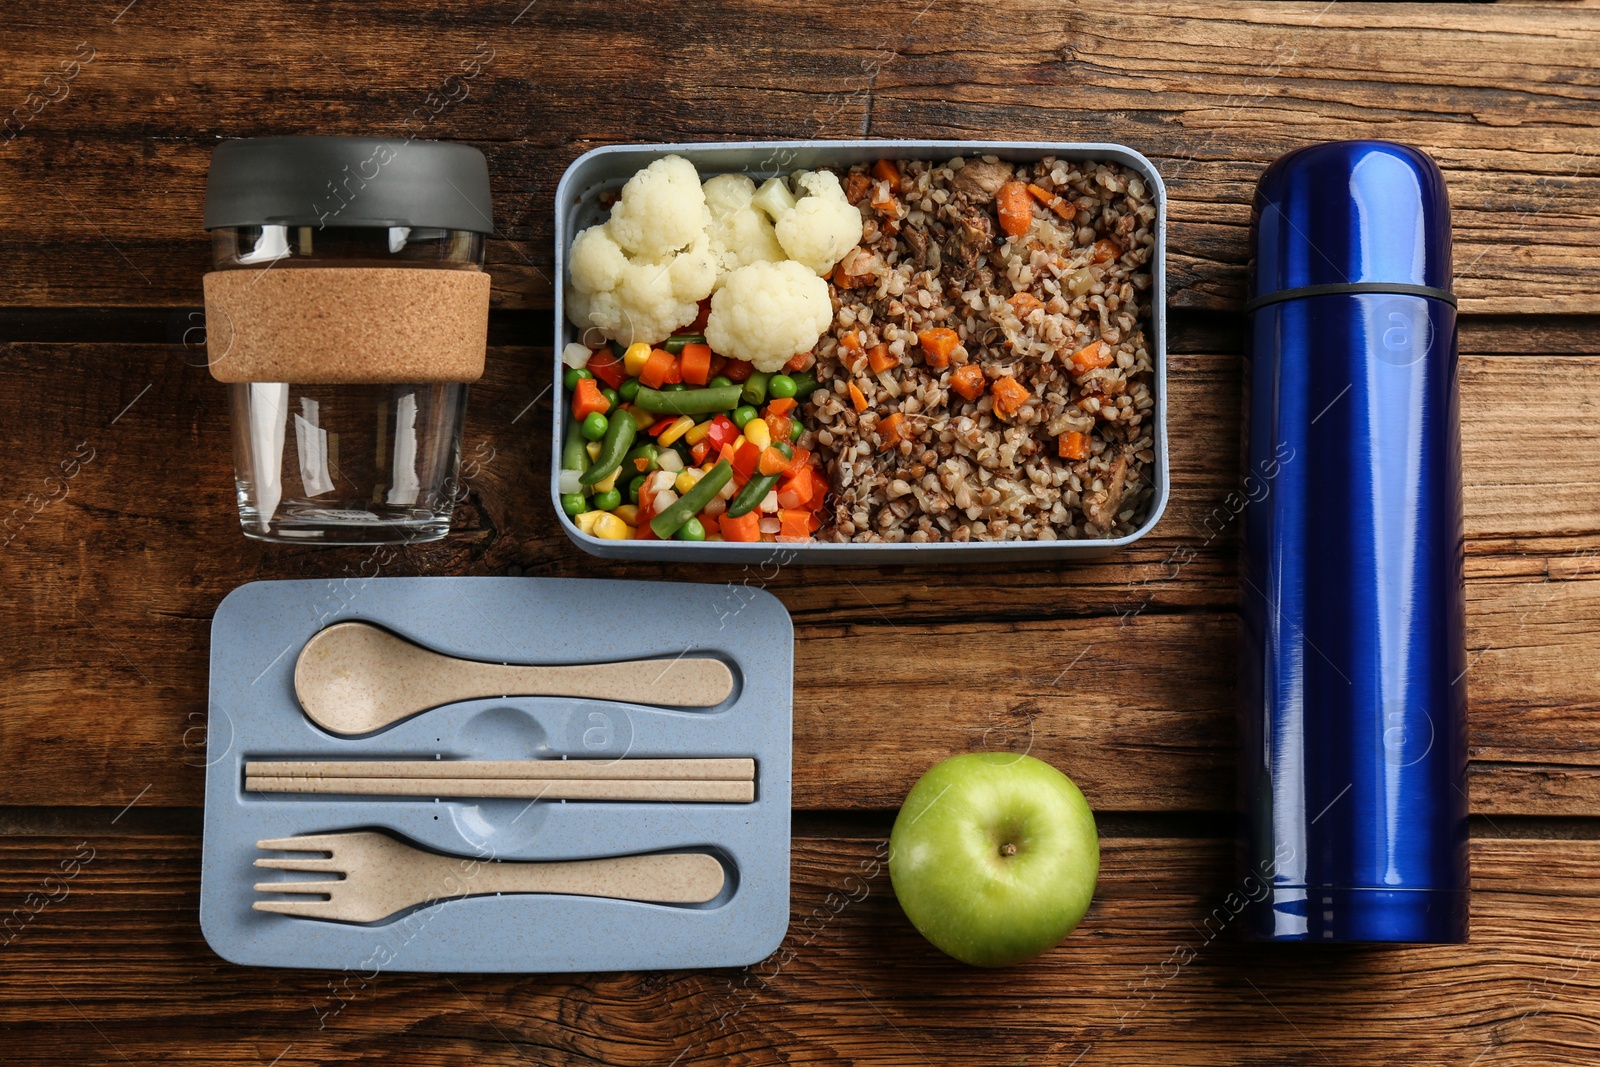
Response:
[[612, 504, 640, 525], [592, 512, 634, 540], [674, 469, 701, 495], [658, 415, 696, 446], [744, 418, 771, 449], [585, 440, 602, 461], [592, 465, 621, 494], [574, 510, 604, 535], [684, 418, 715, 445], [623, 342, 652, 376]]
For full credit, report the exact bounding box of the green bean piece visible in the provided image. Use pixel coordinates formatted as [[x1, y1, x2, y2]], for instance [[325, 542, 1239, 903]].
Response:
[[561, 422, 591, 471], [579, 407, 638, 487], [725, 442, 792, 518], [650, 460, 733, 539], [663, 333, 706, 355], [634, 385, 744, 416], [790, 371, 820, 400], [741, 372, 770, 406]]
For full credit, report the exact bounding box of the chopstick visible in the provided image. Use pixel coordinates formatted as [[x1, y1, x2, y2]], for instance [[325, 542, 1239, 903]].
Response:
[[244, 758, 755, 781], [245, 775, 754, 803]]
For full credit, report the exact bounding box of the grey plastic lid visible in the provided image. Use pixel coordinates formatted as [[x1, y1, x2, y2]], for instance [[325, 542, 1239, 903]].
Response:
[[203, 136, 494, 234]]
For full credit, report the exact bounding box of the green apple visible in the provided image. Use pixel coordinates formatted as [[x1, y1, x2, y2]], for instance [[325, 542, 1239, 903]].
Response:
[[888, 752, 1099, 967]]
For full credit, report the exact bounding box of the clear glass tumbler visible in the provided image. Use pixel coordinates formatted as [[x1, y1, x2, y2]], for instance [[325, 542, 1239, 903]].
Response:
[[212, 224, 484, 544]]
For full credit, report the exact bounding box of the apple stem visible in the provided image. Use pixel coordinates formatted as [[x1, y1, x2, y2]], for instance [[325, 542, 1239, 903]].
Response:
[[999, 842, 1017, 857]]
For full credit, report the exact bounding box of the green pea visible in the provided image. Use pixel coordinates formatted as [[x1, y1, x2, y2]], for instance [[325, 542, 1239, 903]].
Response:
[[732, 404, 758, 428], [600, 386, 620, 408], [563, 367, 593, 390], [591, 489, 622, 512], [790, 418, 804, 442], [663, 382, 689, 392], [580, 412, 609, 441], [618, 378, 641, 402], [626, 474, 647, 504], [708, 375, 734, 389], [768, 374, 798, 399], [559, 492, 587, 517], [675, 516, 707, 541]]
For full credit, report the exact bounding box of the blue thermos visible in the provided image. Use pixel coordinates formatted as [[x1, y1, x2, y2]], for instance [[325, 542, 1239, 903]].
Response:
[[1238, 141, 1469, 942]]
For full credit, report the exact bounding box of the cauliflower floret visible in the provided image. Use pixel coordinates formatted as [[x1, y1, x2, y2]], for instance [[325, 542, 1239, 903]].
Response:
[[566, 226, 717, 346], [703, 173, 784, 280], [605, 154, 709, 259], [705, 260, 833, 373], [755, 169, 864, 276]]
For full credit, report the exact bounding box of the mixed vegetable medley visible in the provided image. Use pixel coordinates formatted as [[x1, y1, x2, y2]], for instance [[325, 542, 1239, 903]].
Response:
[[558, 320, 831, 542]]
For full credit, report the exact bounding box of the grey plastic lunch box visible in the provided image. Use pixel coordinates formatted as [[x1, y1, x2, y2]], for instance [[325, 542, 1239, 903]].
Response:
[[551, 140, 1169, 562]]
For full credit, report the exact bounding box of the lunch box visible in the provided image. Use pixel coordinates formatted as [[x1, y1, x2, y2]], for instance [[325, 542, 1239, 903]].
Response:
[[551, 140, 1169, 563]]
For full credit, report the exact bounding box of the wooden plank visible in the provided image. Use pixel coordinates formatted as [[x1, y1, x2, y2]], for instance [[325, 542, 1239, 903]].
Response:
[[1, 832, 1597, 1064], [0, 343, 1596, 813], [0, 2, 1597, 311]]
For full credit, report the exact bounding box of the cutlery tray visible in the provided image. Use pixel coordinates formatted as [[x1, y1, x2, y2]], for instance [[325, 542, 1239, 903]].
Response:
[[200, 577, 793, 971]]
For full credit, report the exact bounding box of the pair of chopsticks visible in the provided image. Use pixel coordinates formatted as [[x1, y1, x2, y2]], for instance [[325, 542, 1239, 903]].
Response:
[[244, 758, 756, 804]]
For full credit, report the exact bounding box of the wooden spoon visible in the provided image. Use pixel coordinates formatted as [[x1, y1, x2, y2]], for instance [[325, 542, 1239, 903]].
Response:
[[295, 621, 735, 736]]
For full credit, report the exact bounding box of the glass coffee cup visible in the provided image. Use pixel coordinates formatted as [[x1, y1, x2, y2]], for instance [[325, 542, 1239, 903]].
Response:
[[202, 136, 493, 544]]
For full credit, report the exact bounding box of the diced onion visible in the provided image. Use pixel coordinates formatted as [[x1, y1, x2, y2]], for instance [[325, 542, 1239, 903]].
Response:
[[557, 469, 583, 494], [562, 342, 592, 369], [759, 490, 779, 514], [758, 516, 781, 535], [652, 490, 678, 514], [656, 449, 684, 473], [877, 370, 901, 398]]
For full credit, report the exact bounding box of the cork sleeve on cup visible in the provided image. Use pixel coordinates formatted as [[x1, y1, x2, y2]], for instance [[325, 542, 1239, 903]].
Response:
[[202, 267, 491, 383]]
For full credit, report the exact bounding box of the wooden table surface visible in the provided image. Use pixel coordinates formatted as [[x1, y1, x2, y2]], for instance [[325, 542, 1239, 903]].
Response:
[[4, 1, 1600, 1063]]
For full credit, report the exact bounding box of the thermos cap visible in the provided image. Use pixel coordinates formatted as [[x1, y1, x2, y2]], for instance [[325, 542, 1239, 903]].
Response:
[[203, 136, 495, 234], [1248, 140, 1452, 311]]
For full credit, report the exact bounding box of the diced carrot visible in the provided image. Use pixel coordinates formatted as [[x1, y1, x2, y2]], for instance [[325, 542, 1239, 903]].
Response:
[[1026, 182, 1074, 220], [996, 181, 1034, 238], [1068, 340, 1113, 373], [1092, 238, 1121, 264], [784, 351, 810, 372], [690, 297, 712, 332], [784, 446, 811, 475], [990, 375, 1031, 419], [878, 412, 906, 448], [870, 183, 898, 213], [766, 396, 797, 417], [840, 331, 864, 353], [778, 509, 812, 539], [845, 172, 872, 205], [848, 382, 869, 412], [949, 364, 986, 401], [807, 510, 822, 530], [1008, 292, 1045, 319], [719, 510, 761, 542], [723, 359, 755, 383], [679, 342, 712, 386], [585, 349, 626, 389], [731, 440, 761, 479], [758, 447, 790, 477], [571, 377, 609, 419], [872, 159, 901, 184], [639, 348, 678, 389], [1058, 430, 1090, 461], [867, 343, 898, 374], [765, 412, 793, 444], [917, 327, 959, 369]]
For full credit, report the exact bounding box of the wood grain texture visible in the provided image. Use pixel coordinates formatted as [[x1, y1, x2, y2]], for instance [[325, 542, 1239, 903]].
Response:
[[1, 832, 1598, 1065], [0, 2, 1598, 311], [1, 341, 1596, 814]]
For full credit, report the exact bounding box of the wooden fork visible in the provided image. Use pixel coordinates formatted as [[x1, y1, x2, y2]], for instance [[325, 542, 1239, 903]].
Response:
[[253, 831, 726, 923]]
